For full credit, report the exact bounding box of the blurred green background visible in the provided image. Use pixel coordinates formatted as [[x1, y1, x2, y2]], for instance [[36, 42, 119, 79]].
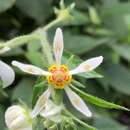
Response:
[[0, 0, 130, 130]]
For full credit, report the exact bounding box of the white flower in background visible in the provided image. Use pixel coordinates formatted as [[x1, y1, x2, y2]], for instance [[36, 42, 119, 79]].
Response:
[[5, 105, 32, 130], [0, 60, 15, 88], [12, 28, 103, 118], [0, 46, 14, 88]]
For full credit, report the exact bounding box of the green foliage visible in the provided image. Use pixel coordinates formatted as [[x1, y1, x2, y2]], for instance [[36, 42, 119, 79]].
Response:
[[0, 0, 15, 13], [94, 116, 127, 130], [16, 0, 52, 24], [0, 0, 130, 130], [100, 64, 130, 95], [71, 85, 128, 111], [12, 78, 34, 106], [0, 107, 5, 130]]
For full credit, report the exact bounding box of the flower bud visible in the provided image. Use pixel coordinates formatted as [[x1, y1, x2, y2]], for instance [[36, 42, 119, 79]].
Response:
[[5, 105, 32, 130], [89, 6, 101, 25]]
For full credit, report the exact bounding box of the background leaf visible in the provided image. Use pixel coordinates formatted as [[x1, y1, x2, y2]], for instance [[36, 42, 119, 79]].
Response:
[[0, 0, 15, 13]]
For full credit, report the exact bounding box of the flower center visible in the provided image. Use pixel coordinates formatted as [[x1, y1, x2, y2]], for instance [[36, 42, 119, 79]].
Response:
[[47, 65, 72, 89]]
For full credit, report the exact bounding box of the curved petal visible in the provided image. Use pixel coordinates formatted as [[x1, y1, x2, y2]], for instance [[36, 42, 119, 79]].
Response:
[[65, 87, 92, 117], [31, 87, 53, 118], [53, 28, 64, 65], [40, 100, 62, 123], [12, 61, 51, 76], [69, 56, 103, 75], [0, 60, 15, 88]]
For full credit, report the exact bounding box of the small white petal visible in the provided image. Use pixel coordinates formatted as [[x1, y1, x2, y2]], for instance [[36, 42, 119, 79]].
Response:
[[40, 100, 62, 123], [69, 56, 103, 75], [0, 47, 10, 54], [12, 61, 51, 76], [31, 87, 53, 118], [0, 60, 15, 87], [53, 28, 64, 65], [65, 87, 92, 117], [5, 105, 32, 130]]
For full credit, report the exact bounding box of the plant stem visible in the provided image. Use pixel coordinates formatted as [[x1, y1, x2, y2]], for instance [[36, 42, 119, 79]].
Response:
[[52, 89, 63, 105], [64, 110, 97, 130], [42, 18, 62, 31], [39, 32, 54, 65], [4, 35, 41, 48], [35, 17, 63, 65]]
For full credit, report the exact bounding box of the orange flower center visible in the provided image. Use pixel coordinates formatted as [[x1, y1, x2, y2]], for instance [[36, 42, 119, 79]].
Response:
[[47, 65, 72, 89]]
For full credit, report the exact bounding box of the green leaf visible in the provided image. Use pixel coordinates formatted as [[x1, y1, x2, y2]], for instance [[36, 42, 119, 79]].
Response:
[[94, 116, 128, 130], [101, 2, 129, 38], [102, 2, 130, 16], [32, 80, 47, 107], [70, 84, 128, 111], [63, 51, 102, 79], [25, 51, 45, 68], [63, 10, 89, 26], [72, 80, 86, 88], [65, 110, 97, 130], [27, 40, 41, 52], [16, 0, 52, 23], [100, 64, 130, 95], [33, 117, 45, 130], [64, 32, 110, 54], [0, 106, 5, 130], [109, 44, 130, 61], [0, 0, 15, 13], [12, 78, 34, 106]]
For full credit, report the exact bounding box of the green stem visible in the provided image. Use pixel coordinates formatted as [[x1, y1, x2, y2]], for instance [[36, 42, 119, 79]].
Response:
[[64, 110, 97, 130], [35, 17, 63, 65], [5, 35, 41, 48], [39, 32, 54, 65], [42, 18, 62, 31], [33, 18, 62, 34], [52, 89, 63, 105], [1, 17, 63, 50]]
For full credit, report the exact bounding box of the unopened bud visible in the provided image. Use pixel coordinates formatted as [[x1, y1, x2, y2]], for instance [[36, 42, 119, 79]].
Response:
[[5, 105, 32, 130], [89, 6, 101, 25]]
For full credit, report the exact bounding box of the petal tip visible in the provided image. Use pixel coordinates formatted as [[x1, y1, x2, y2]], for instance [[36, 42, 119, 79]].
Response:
[[98, 56, 103, 62], [56, 27, 62, 32], [87, 111, 92, 117], [12, 61, 17, 66], [55, 28, 63, 38]]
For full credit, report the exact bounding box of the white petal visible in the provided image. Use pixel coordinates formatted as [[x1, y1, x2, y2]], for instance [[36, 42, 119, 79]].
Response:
[[40, 100, 62, 123], [65, 87, 92, 117], [0, 47, 10, 54], [31, 87, 53, 118], [5, 105, 32, 130], [12, 61, 51, 76], [69, 56, 103, 75], [53, 28, 64, 65], [0, 60, 15, 87]]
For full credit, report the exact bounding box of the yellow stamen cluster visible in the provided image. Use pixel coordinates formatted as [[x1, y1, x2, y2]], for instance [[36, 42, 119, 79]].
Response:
[[47, 65, 72, 89]]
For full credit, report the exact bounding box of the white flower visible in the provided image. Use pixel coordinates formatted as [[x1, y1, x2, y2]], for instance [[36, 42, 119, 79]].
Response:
[[5, 105, 32, 130], [31, 87, 62, 123], [12, 28, 103, 118], [40, 99, 62, 123], [0, 60, 15, 88]]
